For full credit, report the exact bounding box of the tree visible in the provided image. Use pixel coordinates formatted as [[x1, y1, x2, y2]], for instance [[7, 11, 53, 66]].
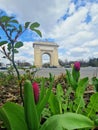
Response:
[[0, 14, 42, 104], [16, 60, 32, 67], [58, 59, 65, 66]]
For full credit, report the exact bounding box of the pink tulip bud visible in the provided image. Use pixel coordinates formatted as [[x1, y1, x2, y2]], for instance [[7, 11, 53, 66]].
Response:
[[32, 82, 39, 104], [74, 62, 80, 71]]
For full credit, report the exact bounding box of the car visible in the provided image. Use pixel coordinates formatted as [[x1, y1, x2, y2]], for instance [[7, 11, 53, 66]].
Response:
[[49, 66, 57, 68], [0, 67, 7, 70]]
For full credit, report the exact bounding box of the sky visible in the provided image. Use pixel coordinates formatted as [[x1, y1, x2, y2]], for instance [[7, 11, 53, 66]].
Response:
[[0, 0, 98, 65]]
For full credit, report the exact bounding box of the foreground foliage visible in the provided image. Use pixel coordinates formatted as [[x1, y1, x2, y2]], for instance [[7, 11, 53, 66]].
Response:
[[0, 63, 98, 130]]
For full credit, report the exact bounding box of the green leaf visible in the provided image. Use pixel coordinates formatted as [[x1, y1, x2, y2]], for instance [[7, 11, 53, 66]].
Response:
[[74, 97, 85, 114], [92, 77, 98, 92], [66, 69, 71, 84], [72, 67, 80, 82], [10, 20, 19, 24], [66, 69, 77, 90], [56, 84, 64, 100], [87, 92, 98, 118], [37, 76, 54, 118], [5, 24, 12, 28], [64, 87, 73, 112], [30, 22, 40, 29], [0, 16, 10, 23], [7, 43, 12, 51], [74, 77, 88, 113], [0, 102, 28, 130], [19, 25, 22, 32], [25, 22, 30, 28], [14, 42, 23, 48], [30, 22, 42, 37], [40, 112, 94, 130], [33, 29, 42, 37], [0, 41, 7, 46], [39, 78, 46, 102], [24, 80, 39, 130], [14, 49, 19, 53], [76, 77, 88, 98], [56, 84, 64, 114], [48, 92, 60, 115]]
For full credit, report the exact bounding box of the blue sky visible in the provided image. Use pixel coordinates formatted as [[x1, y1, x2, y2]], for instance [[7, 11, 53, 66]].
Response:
[[0, 0, 98, 64]]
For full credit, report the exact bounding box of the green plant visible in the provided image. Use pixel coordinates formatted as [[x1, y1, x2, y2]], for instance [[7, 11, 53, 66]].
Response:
[[20, 66, 40, 82], [48, 62, 88, 114], [0, 14, 42, 103], [40, 113, 94, 130], [92, 77, 98, 92], [0, 71, 17, 86], [0, 63, 98, 130], [66, 62, 80, 91], [0, 74, 54, 130], [0, 78, 96, 130]]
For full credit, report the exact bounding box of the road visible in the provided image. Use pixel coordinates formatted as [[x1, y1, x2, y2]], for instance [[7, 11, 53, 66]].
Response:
[[35, 67, 98, 79], [0, 67, 98, 79]]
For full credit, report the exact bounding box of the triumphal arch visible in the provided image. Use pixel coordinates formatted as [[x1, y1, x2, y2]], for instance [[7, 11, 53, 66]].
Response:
[[33, 41, 59, 67]]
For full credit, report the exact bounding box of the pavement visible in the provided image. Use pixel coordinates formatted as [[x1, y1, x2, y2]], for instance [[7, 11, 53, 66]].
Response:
[[0, 67, 98, 79], [35, 67, 98, 79]]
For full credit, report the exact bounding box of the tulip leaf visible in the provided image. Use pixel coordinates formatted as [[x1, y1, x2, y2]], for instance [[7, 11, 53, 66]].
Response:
[[39, 78, 46, 102], [48, 92, 60, 115], [37, 75, 54, 118], [40, 113, 94, 130], [24, 80, 39, 130], [76, 77, 88, 98], [87, 92, 98, 118], [0, 102, 28, 130]]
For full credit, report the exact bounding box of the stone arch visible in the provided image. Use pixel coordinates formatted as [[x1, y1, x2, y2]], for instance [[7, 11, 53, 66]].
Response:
[[33, 41, 59, 67]]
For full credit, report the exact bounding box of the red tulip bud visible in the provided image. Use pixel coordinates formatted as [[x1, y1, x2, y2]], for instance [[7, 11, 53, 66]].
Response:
[[32, 82, 39, 104], [74, 62, 80, 71]]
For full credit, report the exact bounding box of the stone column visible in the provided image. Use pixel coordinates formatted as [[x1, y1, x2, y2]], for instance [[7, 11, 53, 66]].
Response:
[[52, 47, 59, 66], [34, 46, 41, 67]]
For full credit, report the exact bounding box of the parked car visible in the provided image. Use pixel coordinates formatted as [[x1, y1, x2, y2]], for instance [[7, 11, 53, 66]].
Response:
[[49, 66, 57, 68], [0, 67, 7, 70]]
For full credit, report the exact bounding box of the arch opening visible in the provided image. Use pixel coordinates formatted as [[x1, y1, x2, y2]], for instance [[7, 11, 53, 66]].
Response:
[[42, 53, 51, 68]]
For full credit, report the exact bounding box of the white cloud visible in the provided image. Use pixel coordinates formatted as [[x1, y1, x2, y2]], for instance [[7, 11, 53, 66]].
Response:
[[0, 0, 98, 64], [70, 47, 90, 53], [15, 42, 34, 64], [93, 52, 98, 57], [68, 3, 75, 15], [0, 0, 70, 32], [83, 39, 98, 47], [48, 6, 88, 39]]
